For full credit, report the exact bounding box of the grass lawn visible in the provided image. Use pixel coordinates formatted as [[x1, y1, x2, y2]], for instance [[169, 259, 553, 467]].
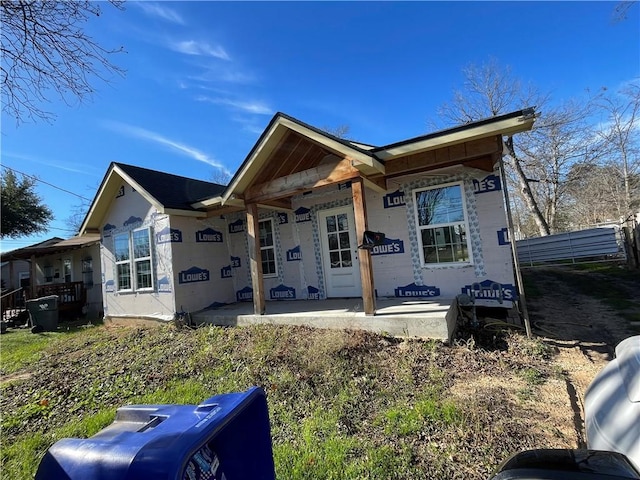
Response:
[[3, 262, 638, 479], [1, 322, 571, 480]]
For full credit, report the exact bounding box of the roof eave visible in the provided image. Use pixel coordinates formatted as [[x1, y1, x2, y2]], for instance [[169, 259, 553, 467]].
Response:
[[375, 111, 536, 161]]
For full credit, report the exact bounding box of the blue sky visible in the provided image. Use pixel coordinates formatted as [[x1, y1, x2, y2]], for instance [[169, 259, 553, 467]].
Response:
[[1, 1, 638, 252]]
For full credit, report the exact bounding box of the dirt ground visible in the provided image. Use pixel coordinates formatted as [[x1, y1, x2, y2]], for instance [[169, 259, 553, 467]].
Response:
[[518, 265, 640, 447]]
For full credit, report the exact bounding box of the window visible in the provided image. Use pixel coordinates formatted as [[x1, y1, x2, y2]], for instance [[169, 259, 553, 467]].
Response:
[[82, 257, 94, 288], [325, 212, 353, 268], [259, 219, 277, 277], [413, 183, 471, 266], [63, 259, 72, 283], [114, 228, 154, 291]]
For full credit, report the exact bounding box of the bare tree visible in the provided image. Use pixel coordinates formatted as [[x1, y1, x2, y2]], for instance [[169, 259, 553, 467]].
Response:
[[593, 81, 640, 217], [436, 58, 557, 236], [565, 162, 630, 226], [210, 169, 232, 186], [516, 100, 600, 233], [321, 124, 351, 139], [1, 0, 126, 124]]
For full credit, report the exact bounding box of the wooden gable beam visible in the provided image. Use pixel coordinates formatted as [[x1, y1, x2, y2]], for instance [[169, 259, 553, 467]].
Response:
[[244, 158, 361, 204]]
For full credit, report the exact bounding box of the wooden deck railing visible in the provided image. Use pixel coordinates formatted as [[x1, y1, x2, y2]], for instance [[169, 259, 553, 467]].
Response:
[[36, 282, 86, 314], [1, 287, 27, 322]]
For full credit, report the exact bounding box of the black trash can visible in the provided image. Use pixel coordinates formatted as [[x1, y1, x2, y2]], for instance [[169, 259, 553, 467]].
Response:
[[26, 295, 59, 332]]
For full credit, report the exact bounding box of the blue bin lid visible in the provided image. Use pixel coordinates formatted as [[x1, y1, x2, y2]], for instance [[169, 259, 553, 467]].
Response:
[[36, 386, 275, 480]]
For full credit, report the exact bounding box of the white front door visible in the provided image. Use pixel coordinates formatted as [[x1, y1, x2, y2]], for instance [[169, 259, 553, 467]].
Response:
[[318, 206, 362, 298]]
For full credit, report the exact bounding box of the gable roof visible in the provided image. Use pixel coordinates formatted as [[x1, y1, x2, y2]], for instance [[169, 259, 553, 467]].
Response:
[[214, 113, 386, 208], [79, 163, 226, 234]]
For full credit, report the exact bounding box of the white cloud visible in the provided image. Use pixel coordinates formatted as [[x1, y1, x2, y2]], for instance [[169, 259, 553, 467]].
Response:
[[136, 3, 185, 25], [186, 69, 255, 85], [169, 40, 230, 60], [2, 152, 100, 176], [104, 122, 231, 176], [197, 96, 272, 115]]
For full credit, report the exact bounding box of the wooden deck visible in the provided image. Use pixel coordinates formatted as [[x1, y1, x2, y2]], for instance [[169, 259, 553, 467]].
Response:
[[1, 282, 87, 323]]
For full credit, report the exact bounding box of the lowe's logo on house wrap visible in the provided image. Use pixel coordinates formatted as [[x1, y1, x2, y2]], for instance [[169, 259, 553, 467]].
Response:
[[295, 207, 311, 223], [461, 280, 517, 301], [158, 276, 172, 293], [156, 227, 182, 244], [395, 283, 441, 298], [497, 228, 510, 245], [383, 190, 406, 208], [228, 219, 244, 234], [277, 212, 288, 224], [230, 256, 241, 268], [270, 284, 296, 300], [196, 228, 223, 243], [220, 265, 232, 278], [307, 286, 321, 300], [178, 266, 210, 284], [473, 174, 501, 194], [371, 238, 405, 256], [102, 223, 116, 236], [236, 286, 253, 302], [287, 246, 302, 261], [123, 216, 143, 227]]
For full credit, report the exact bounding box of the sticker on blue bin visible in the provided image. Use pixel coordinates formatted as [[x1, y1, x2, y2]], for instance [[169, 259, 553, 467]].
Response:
[[183, 444, 226, 480]]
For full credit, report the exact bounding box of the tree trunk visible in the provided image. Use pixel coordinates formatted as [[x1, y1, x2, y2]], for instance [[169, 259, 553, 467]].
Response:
[[505, 136, 551, 236]]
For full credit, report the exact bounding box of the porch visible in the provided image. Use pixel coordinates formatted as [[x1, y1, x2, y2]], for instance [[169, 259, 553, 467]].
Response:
[[1, 282, 87, 324], [192, 297, 458, 340]]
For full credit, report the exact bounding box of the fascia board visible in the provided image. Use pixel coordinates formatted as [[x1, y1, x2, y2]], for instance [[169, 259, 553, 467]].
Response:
[[278, 117, 376, 166], [221, 121, 287, 205], [79, 168, 121, 235], [376, 116, 535, 161], [191, 196, 223, 209]]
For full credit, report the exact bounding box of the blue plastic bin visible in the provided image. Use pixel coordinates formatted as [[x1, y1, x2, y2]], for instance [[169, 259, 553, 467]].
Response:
[[35, 386, 275, 480]]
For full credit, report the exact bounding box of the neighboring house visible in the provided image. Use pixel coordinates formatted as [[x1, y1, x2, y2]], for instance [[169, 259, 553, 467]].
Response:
[[79, 109, 536, 338], [1, 235, 102, 320]]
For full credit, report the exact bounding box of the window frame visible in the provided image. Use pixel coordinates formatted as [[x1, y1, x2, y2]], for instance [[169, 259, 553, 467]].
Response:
[[412, 181, 473, 268], [114, 227, 154, 292], [258, 218, 278, 278], [132, 227, 154, 291], [62, 258, 72, 283]]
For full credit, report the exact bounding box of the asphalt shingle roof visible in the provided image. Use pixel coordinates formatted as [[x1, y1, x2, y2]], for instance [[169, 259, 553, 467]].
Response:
[[114, 163, 226, 211]]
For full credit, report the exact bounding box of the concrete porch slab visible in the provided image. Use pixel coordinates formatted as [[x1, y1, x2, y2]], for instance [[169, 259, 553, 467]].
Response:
[[191, 298, 458, 341]]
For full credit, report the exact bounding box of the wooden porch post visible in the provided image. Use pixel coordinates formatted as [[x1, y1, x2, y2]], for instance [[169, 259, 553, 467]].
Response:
[[246, 203, 266, 315], [29, 255, 37, 299], [352, 177, 376, 315]]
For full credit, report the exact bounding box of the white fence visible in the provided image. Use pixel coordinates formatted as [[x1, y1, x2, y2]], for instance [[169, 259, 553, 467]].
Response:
[[515, 227, 623, 267]]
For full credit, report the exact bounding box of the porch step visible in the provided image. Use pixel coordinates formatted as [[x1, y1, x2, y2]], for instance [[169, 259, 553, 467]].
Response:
[[192, 298, 456, 340]]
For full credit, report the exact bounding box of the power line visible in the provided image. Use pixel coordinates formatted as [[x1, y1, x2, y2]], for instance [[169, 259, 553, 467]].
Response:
[[1, 164, 92, 202]]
